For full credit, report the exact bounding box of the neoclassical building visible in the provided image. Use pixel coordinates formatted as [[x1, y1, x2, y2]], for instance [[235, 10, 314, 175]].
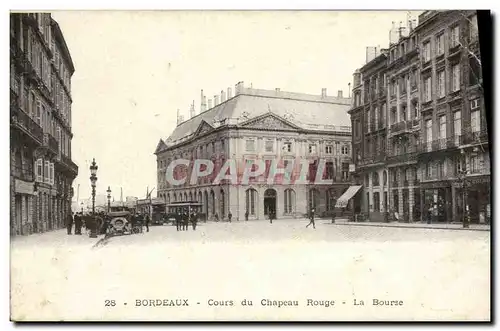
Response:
[[10, 13, 77, 235], [155, 83, 353, 221]]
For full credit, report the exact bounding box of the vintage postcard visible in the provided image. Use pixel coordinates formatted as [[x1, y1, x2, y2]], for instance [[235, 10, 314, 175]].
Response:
[[9, 10, 491, 322]]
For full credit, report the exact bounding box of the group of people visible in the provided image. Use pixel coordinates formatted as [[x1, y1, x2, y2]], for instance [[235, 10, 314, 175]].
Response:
[[172, 209, 198, 231], [66, 212, 85, 235]]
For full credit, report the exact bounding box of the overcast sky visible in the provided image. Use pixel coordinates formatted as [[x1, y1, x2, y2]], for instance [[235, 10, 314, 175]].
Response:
[[52, 10, 421, 201]]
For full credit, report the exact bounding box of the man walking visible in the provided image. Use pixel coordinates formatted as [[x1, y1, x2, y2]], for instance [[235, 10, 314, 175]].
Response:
[[74, 212, 82, 235], [192, 211, 198, 231], [245, 210, 249, 221], [269, 210, 274, 224], [144, 214, 150, 232], [228, 211, 232, 223], [306, 208, 316, 229], [66, 212, 74, 235]]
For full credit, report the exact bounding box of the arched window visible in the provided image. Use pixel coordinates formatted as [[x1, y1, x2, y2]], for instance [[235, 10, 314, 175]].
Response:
[[189, 192, 193, 201], [309, 188, 319, 211], [373, 172, 380, 186], [184, 192, 188, 201], [167, 194, 170, 204], [284, 189, 295, 214], [383, 170, 388, 185], [245, 188, 258, 216], [173, 193, 177, 202]]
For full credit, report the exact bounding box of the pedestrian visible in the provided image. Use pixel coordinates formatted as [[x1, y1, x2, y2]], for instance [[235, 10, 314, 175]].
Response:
[[175, 211, 181, 231], [228, 211, 232, 223], [144, 214, 150, 233], [331, 210, 336, 224], [306, 208, 316, 229], [214, 213, 219, 222], [182, 210, 189, 231], [66, 212, 74, 235], [74, 212, 82, 235], [192, 212, 198, 231], [245, 210, 249, 221], [269, 210, 274, 224]]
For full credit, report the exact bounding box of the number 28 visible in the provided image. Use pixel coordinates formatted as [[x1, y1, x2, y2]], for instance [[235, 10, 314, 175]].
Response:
[[105, 300, 116, 307]]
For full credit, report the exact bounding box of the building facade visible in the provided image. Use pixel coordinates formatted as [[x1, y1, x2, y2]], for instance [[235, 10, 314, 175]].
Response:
[[10, 13, 78, 236], [155, 83, 353, 221], [350, 10, 489, 224]]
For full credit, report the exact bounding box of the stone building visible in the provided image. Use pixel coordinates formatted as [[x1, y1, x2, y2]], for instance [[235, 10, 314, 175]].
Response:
[[10, 13, 78, 235], [155, 83, 353, 221], [349, 10, 489, 224]]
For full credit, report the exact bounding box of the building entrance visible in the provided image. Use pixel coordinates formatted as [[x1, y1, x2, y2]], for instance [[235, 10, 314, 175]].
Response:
[[264, 189, 277, 217]]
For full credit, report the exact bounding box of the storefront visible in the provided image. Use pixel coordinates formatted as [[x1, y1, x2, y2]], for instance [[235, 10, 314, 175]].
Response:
[[466, 175, 491, 224]]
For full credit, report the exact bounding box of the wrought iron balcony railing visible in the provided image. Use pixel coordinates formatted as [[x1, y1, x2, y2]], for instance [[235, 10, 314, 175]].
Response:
[[11, 105, 44, 143], [462, 130, 489, 145], [418, 136, 463, 153]]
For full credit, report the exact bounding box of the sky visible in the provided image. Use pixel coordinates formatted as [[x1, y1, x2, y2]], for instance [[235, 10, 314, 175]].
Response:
[[51, 10, 421, 201]]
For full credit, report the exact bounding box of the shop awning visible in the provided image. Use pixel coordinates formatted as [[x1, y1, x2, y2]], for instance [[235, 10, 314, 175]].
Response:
[[335, 185, 363, 208]]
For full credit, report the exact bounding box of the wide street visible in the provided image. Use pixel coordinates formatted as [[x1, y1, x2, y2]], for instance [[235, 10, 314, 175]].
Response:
[[11, 220, 490, 321]]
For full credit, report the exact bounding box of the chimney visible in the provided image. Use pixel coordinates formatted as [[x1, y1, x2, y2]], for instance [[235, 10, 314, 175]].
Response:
[[200, 89, 206, 112], [208, 99, 212, 109], [190, 100, 195, 118], [321, 88, 327, 98], [176, 109, 182, 126], [214, 95, 219, 106], [227, 87, 232, 99], [221, 90, 226, 103], [337, 90, 343, 98]]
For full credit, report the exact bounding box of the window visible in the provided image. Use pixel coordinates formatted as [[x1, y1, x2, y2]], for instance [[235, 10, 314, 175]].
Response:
[[35, 159, 43, 182], [341, 145, 349, 155], [437, 70, 445, 98], [308, 144, 317, 154], [400, 75, 407, 94], [367, 110, 371, 132], [469, 14, 478, 41], [423, 41, 431, 62], [373, 172, 380, 186], [325, 162, 334, 179], [325, 145, 333, 154], [246, 189, 257, 215], [469, 56, 481, 86], [221, 140, 225, 153], [49, 162, 54, 185], [341, 162, 349, 181], [245, 139, 255, 152], [471, 108, 480, 133], [283, 142, 292, 152], [426, 119, 433, 151], [381, 104, 386, 127], [450, 25, 460, 48], [451, 63, 461, 92], [44, 160, 50, 184], [424, 76, 432, 102], [410, 70, 417, 90], [265, 140, 274, 152], [35, 100, 41, 125], [284, 189, 295, 214], [453, 111, 462, 141], [439, 115, 447, 139], [425, 162, 432, 179], [470, 155, 479, 173], [436, 33, 444, 55]]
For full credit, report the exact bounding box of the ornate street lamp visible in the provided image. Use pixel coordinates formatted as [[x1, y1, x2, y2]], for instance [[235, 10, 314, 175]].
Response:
[[89, 158, 98, 238], [106, 186, 112, 212]]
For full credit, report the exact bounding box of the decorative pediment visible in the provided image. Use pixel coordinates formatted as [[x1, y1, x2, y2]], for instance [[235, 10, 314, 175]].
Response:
[[154, 139, 168, 154], [194, 120, 214, 137], [240, 113, 301, 131]]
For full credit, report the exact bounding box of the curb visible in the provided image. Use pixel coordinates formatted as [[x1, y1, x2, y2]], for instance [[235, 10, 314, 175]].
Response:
[[325, 222, 490, 232]]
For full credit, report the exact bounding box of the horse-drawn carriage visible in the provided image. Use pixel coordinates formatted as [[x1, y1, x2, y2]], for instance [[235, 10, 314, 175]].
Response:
[[105, 211, 142, 237]]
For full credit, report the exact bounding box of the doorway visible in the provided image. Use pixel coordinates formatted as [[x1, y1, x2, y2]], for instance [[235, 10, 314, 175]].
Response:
[[264, 189, 277, 217]]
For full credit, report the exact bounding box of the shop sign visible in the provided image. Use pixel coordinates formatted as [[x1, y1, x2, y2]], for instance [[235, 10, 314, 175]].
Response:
[[14, 179, 34, 195]]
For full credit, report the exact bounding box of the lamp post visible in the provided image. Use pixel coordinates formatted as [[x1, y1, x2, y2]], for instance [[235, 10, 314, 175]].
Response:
[[80, 201, 84, 214], [89, 158, 98, 238], [107, 186, 112, 212]]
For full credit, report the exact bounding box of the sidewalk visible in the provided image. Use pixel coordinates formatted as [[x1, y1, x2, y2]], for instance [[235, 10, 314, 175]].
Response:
[[11, 228, 105, 250], [326, 218, 490, 231]]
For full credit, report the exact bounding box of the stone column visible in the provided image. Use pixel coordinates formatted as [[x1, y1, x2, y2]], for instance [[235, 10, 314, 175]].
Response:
[[409, 187, 414, 222], [451, 184, 457, 222], [398, 188, 403, 217]]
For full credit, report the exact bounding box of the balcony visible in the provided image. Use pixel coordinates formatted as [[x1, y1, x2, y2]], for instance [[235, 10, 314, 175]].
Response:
[[387, 151, 417, 164], [43, 133, 59, 155], [418, 136, 463, 154], [60, 153, 79, 175], [10, 105, 43, 144], [390, 118, 419, 135], [462, 130, 489, 145]]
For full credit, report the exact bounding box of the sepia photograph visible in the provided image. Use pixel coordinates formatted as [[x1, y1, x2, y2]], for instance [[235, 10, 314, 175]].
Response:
[[8, 8, 491, 322]]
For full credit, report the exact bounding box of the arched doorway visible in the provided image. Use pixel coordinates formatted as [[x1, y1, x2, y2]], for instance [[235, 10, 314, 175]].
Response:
[[220, 189, 225, 219], [264, 188, 277, 217], [309, 188, 319, 211], [204, 191, 209, 215], [210, 190, 215, 216], [198, 192, 202, 204]]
